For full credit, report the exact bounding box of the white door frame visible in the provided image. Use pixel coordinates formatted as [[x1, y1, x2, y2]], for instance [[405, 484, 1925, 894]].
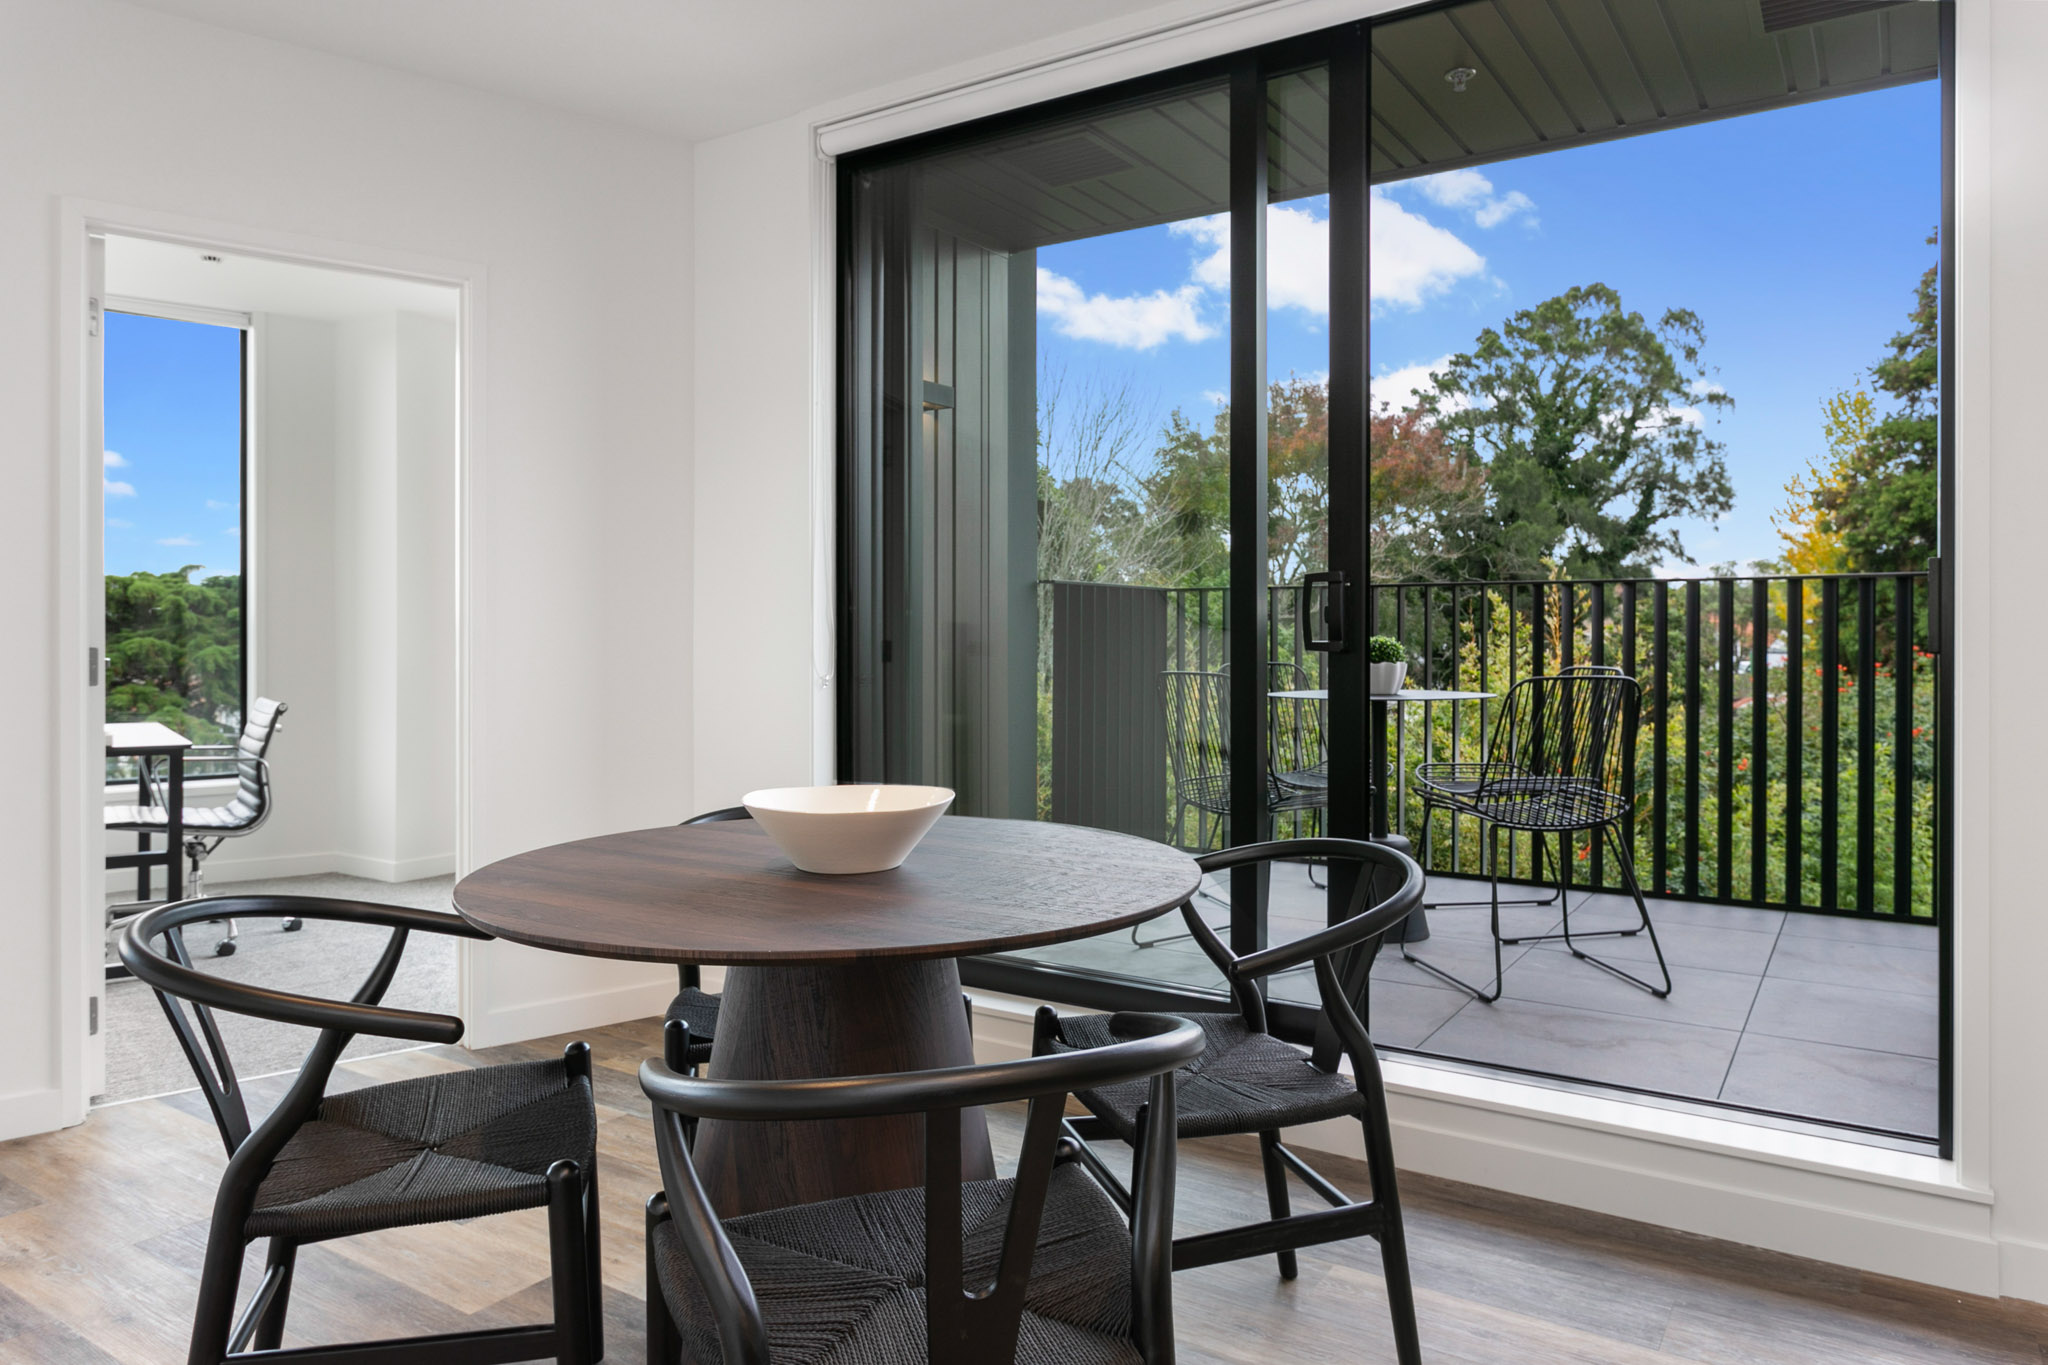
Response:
[[54, 198, 487, 1126]]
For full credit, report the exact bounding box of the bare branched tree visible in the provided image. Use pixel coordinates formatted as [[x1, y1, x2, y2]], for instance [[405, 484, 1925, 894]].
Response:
[[1035, 364, 1192, 588]]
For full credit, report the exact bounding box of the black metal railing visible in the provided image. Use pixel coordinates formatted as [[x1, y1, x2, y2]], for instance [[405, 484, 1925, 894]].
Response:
[[1044, 571, 1937, 921]]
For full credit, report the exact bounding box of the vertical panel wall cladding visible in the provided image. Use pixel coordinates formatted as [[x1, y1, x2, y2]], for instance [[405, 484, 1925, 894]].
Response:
[[893, 226, 1039, 816], [1051, 582, 1168, 840]]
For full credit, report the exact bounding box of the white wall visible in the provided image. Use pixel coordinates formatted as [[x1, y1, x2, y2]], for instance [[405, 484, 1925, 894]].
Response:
[[11, 0, 693, 1132], [685, 0, 2048, 1306]]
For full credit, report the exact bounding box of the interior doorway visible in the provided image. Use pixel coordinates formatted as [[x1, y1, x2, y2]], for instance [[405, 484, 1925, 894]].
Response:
[[93, 234, 464, 1106]]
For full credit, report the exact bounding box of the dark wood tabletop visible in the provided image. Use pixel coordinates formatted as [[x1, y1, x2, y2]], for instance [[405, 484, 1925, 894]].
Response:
[[451, 815, 1202, 965]]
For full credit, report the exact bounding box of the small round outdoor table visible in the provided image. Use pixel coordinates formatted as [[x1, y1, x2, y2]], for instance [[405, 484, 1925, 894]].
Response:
[[452, 815, 1200, 1215]]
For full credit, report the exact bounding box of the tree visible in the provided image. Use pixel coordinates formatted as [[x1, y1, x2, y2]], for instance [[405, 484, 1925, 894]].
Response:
[[1035, 367, 1194, 587], [1420, 283, 1734, 578], [1810, 239, 1938, 571], [105, 568, 241, 742], [1370, 402, 1488, 583], [1772, 388, 1872, 576]]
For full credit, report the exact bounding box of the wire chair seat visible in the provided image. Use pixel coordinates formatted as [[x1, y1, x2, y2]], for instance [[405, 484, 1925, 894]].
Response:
[[651, 1166, 1145, 1365], [1415, 763, 1630, 832]]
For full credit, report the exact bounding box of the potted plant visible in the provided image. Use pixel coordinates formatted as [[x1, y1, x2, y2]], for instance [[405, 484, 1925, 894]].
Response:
[[1367, 635, 1408, 695]]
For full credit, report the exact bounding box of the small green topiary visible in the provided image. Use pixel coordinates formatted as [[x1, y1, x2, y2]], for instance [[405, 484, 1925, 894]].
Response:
[[1367, 635, 1405, 664]]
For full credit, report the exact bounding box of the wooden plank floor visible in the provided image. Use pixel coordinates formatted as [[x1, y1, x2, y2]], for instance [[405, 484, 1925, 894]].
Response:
[[1, 1017, 2039, 1364]]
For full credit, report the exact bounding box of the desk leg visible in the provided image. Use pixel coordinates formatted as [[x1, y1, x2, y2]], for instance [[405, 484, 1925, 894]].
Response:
[[693, 958, 994, 1216], [135, 757, 153, 903], [165, 754, 185, 901]]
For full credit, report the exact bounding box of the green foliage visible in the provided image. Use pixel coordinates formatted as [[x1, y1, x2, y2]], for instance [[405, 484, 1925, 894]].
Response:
[[1421, 283, 1734, 578], [105, 568, 242, 743], [1808, 238, 1939, 572], [1367, 635, 1406, 664]]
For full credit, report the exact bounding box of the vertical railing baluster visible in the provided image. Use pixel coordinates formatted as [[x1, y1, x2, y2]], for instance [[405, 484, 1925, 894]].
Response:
[[1821, 578, 1841, 913], [1591, 581, 1608, 888], [1894, 573, 1915, 918], [1751, 576, 1769, 905], [1717, 579, 1735, 900], [1653, 583, 1670, 896], [1622, 581, 1640, 892], [1856, 576, 1878, 914], [1684, 580, 1702, 901], [1787, 580, 1805, 909]]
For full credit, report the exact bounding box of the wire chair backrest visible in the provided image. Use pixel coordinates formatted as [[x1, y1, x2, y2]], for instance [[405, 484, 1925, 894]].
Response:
[[1164, 669, 1229, 795], [641, 1014, 1203, 1365], [1482, 666, 1637, 796], [1266, 661, 1324, 779]]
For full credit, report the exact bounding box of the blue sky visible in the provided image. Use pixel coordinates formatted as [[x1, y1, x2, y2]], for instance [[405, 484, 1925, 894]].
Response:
[[103, 310, 244, 579], [1035, 79, 1941, 573]]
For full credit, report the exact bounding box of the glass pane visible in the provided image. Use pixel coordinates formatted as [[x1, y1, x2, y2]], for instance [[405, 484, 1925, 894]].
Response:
[[843, 76, 1243, 996], [104, 311, 244, 780]]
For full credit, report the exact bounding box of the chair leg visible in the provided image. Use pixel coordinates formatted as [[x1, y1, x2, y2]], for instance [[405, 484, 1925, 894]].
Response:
[[1256, 1130, 1298, 1281], [1423, 808, 1564, 910], [1401, 823, 1505, 1003], [250, 1239, 297, 1352], [583, 1154, 604, 1362], [184, 1218, 245, 1365], [547, 1161, 597, 1365], [1557, 825, 1673, 998], [646, 1194, 684, 1365], [1357, 1105, 1422, 1365]]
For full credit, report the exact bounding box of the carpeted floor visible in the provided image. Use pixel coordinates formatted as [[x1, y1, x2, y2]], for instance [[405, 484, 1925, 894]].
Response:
[[99, 872, 460, 1106]]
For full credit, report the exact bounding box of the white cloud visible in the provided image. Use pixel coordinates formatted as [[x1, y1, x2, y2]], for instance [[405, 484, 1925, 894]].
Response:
[[1036, 267, 1214, 349], [104, 478, 136, 498], [1201, 389, 1229, 407], [224, 527, 241, 538], [157, 535, 198, 547], [106, 517, 132, 529], [1174, 205, 1330, 316], [1409, 169, 1537, 230], [1174, 199, 1483, 314], [1370, 190, 1487, 308], [103, 450, 128, 468], [1371, 356, 1457, 412], [206, 498, 239, 511]]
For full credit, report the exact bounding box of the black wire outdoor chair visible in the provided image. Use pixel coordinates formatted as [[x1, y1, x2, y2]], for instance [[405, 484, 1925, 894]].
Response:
[[1038, 837, 1427, 1365], [117, 894, 603, 1365], [664, 804, 752, 1074], [640, 1012, 1204, 1365], [1403, 664, 1671, 1002]]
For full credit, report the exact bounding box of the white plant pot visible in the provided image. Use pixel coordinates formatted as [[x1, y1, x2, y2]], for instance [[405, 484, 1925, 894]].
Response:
[[742, 784, 954, 874], [1368, 661, 1408, 695]]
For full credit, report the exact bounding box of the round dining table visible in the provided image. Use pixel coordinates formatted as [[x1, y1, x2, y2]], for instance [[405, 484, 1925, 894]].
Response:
[[452, 815, 1201, 1215]]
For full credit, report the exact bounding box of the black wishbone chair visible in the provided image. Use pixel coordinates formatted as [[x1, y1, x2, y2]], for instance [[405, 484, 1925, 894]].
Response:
[[641, 1012, 1205, 1365], [1036, 838, 1426, 1365], [118, 895, 603, 1365], [664, 805, 752, 1075]]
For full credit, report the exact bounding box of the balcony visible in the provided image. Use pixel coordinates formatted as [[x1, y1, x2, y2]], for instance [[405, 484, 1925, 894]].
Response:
[[1024, 570, 1940, 1144]]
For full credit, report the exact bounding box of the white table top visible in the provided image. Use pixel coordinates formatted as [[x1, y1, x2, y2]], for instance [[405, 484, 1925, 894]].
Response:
[[104, 721, 192, 752], [1269, 689, 1494, 702]]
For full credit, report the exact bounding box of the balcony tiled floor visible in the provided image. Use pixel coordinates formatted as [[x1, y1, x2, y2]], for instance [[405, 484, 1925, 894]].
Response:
[[1008, 866, 1939, 1143]]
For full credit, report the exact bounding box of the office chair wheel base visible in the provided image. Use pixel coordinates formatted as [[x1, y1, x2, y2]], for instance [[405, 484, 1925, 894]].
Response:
[[214, 939, 236, 958], [282, 917, 303, 932]]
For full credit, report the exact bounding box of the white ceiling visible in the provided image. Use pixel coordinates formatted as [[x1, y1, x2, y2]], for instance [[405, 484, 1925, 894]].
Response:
[[115, 0, 1190, 142], [106, 234, 459, 321]]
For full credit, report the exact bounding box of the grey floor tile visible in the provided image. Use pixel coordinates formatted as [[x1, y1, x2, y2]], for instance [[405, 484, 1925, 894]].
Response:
[[1362, 979, 1476, 1050], [1415, 996, 1741, 1097], [1744, 975, 1938, 1058], [1513, 915, 1781, 975], [1718, 1031, 1937, 1135], [1765, 933, 1939, 997], [1504, 948, 1762, 1030], [1777, 913, 1939, 947], [1374, 932, 1538, 995]]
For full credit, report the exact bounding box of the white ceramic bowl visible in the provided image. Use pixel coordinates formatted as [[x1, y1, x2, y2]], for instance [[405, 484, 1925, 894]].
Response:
[[741, 784, 955, 875]]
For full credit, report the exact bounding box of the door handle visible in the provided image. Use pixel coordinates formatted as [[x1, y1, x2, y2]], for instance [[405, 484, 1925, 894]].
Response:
[[1304, 571, 1347, 653]]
